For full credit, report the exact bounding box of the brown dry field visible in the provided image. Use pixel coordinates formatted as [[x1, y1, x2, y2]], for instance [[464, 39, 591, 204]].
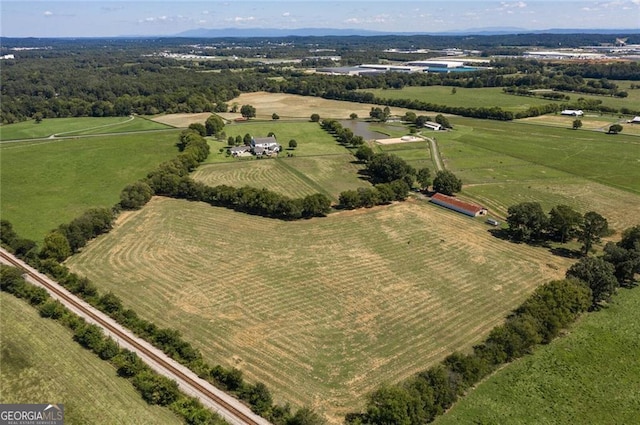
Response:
[[150, 112, 213, 128], [67, 197, 574, 423], [521, 114, 640, 134], [149, 92, 423, 127], [227, 92, 420, 120]]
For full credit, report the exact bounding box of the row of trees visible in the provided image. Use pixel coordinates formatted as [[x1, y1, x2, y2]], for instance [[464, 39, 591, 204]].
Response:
[[320, 118, 366, 147], [338, 182, 410, 209], [0, 265, 226, 424], [506, 202, 609, 254]]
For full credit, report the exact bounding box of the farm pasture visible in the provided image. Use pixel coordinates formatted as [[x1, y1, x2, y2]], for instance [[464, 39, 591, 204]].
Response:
[[435, 286, 640, 425], [0, 131, 180, 242], [66, 197, 573, 422], [463, 179, 640, 232], [0, 116, 171, 140], [375, 139, 433, 170], [427, 117, 640, 230], [0, 293, 182, 424], [150, 112, 213, 128]]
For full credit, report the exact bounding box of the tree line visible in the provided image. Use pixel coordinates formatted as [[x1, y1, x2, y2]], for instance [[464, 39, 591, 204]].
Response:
[[4, 45, 638, 125]]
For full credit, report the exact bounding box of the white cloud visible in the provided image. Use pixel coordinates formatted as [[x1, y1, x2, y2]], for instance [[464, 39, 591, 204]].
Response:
[[44, 11, 53, 17], [202, 10, 209, 15], [497, 1, 527, 11], [283, 12, 291, 17], [227, 16, 256, 23]]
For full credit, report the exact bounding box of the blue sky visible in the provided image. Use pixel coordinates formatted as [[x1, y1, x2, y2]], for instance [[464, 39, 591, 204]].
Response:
[[2, 1, 639, 37]]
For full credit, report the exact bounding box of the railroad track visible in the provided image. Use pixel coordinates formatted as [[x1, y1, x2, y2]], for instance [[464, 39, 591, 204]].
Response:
[[0, 249, 270, 425]]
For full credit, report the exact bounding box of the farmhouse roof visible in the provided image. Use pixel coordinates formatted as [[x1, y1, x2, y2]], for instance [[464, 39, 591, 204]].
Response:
[[253, 136, 278, 144], [430, 193, 487, 217]]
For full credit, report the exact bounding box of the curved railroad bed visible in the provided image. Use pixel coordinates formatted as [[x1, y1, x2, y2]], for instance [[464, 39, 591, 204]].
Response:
[[0, 248, 271, 425]]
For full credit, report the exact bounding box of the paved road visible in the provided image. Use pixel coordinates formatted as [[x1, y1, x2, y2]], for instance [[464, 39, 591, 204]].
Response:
[[0, 248, 271, 425]]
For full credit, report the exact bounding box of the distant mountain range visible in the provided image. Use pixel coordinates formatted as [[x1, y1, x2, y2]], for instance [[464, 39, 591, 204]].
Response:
[[174, 27, 640, 38]]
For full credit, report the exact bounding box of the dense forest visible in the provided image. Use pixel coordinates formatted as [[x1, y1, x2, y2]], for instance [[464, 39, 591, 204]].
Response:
[[2, 35, 639, 124]]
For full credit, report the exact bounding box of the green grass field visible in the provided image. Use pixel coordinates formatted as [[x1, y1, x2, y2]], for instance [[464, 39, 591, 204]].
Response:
[[67, 197, 573, 422], [363, 83, 640, 117], [0, 131, 180, 242], [375, 139, 433, 170], [206, 121, 348, 162], [193, 120, 372, 201], [430, 117, 640, 230], [0, 292, 182, 425], [362, 86, 563, 113], [435, 287, 640, 425], [0, 116, 172, 141]]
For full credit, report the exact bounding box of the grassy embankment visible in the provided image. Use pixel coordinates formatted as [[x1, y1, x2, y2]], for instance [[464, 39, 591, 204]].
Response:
[[0, 292, 182, 424]]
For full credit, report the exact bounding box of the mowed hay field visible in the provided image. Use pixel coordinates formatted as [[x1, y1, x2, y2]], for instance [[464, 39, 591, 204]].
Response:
[[0, 293, 182, 425], [192, 155, 370, 201], [67, 197, 573, 422], [435, 287, 640, 425]]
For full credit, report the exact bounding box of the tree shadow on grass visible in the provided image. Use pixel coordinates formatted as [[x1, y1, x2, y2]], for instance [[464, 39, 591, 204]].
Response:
[[549, 246, 582, 259]]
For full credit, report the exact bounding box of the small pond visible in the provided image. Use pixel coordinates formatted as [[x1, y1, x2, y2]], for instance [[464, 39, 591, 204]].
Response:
[[339, 120, 394, 140]]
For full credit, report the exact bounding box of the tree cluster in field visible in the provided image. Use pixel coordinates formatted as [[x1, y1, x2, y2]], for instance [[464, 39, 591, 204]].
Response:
[[1, 234, 326, 425], [505, 202, 610, 253], [318, 118, 463, 210], [345, 224, 639, 424]]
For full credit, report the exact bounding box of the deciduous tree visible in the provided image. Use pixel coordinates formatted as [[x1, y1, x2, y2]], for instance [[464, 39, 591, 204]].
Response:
[[432, 170, 462, 195], [566, 256, 618, 306], [579, 211, 608, 255], [548, 204, 583, 243], [205, 114, 225, 136], [506, 202, 548, 242], [240, 104, 256, 119]]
